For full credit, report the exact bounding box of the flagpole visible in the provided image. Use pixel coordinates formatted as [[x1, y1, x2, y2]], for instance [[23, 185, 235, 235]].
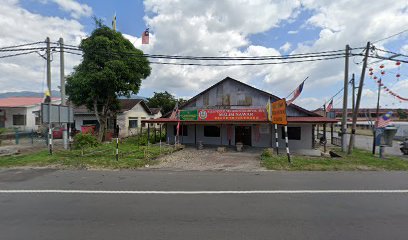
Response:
[[285, 76, 309, 99]]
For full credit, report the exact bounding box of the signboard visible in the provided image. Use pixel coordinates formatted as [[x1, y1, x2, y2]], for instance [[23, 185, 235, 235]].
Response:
[[179, 110, 198, 120], [197, 108, 267, 121], [271, 99, 287, 125], [41, 104, 74, 123]]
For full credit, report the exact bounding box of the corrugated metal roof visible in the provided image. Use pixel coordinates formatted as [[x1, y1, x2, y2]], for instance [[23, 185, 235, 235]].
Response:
[[0, 97, 58, 107]]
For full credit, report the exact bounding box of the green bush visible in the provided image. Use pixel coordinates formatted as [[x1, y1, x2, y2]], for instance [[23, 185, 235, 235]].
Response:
[[73, 133, 99, 155], [261, 148, 273, 158]]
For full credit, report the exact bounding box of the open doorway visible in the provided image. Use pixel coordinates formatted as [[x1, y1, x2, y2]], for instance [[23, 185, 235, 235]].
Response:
[[235, 126, 252, 146]]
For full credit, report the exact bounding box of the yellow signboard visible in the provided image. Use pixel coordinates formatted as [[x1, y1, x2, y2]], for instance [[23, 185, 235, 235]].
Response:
[[271, 99, 288, 125]]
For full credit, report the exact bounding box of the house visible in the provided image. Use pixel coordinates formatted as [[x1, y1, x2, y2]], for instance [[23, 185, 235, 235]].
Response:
[[142, 77, 337, 155], [73, 99, 162, 137], [0, 97, 60, 132]]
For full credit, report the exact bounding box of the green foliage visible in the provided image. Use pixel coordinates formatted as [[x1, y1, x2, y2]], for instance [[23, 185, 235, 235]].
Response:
[[397, 108, 407, 119], [261, 148, 273, 158], [147, 91, 188, 114], [66, 25, 151, 141], [73, 133, 99, 151], [0, 128, 6, 135], [261, 148, 408, 171]]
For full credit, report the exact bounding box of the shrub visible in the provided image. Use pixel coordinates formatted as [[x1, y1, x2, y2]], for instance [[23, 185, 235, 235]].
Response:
[[73, 133, 99, 155], [261, 148, 274, 158]]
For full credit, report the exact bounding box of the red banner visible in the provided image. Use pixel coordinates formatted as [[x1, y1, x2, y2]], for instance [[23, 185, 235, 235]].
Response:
[[197, 109, 267, 121]]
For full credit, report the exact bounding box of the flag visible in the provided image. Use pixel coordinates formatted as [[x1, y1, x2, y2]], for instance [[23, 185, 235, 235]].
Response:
[[176, 121, 180, 136], [266, 101, 271, 121], [286, 81, 304, 105], [376, 111, 393, 128], [112, 14, 116, 31], [325, 99, 333, 113], [142, 28, 149, 44]]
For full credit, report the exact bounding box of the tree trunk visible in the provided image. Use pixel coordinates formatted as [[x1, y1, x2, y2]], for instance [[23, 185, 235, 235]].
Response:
[[97, 116, 107, 142]]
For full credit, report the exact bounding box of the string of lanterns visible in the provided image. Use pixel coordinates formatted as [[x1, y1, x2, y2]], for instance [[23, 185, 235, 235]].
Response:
[[368, 61, 408, 102]]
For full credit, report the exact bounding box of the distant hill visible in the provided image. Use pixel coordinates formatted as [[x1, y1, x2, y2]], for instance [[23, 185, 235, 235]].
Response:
[[0, 90, 61, 98]]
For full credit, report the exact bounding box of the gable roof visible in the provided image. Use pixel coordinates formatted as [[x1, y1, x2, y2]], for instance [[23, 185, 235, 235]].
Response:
[[0, 97, 59, 108], [174, 77, 319, 117], [73, 99, 152, 115]]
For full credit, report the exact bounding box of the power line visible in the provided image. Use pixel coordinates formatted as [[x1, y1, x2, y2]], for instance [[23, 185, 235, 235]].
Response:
[[0, 41, 44, 50], [372, 28, 408, 44], [0, 47, 46, 52], [0, 51, 38, 59]]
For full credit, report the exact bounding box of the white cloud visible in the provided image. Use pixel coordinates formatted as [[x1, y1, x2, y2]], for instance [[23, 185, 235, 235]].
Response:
[[0, 0, 86, 93], [279, 42, 292, 52], [288, 30, 298, 34], [44, 0, 92, 19]]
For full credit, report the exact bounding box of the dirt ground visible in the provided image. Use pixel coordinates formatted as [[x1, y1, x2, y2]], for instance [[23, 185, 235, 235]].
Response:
[[150, 146, 266, 171]]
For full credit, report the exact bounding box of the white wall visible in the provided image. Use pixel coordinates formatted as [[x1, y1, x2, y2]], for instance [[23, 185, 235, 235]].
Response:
[[1, 105, 40, 132]]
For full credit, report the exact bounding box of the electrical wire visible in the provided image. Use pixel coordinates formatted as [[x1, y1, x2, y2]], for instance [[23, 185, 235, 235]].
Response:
[[0, 51, 38, 59], [0, 47, 46, 52], [0, 41, 44, 50], [372, 28, 408, 44]]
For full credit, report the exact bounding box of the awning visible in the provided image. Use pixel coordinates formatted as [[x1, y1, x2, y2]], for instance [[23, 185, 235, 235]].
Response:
[[142, 116, 338, 124]]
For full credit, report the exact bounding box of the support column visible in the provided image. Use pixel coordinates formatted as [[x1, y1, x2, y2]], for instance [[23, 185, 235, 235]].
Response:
[[147, 124, 150, 145], [194, 124, 197, 145]]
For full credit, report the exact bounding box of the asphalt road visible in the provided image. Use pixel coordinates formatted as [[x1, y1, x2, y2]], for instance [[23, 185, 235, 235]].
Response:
[[1, 169, 408, 240]]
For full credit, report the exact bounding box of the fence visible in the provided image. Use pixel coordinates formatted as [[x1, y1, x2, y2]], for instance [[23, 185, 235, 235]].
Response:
[[332, 137, 341, 147]]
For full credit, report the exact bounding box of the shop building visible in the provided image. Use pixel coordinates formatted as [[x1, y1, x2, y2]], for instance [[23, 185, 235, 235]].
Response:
[[142, 77, 336, 154]]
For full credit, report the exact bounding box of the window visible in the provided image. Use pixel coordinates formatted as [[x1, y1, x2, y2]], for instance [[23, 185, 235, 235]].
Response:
[[141, 117, 146, 127], [13, 115, 26, 126], [204, 126, 220, 137], [173, 125, 188, 136], [128, 118, 138, 128], [281, 127, 301, 140]]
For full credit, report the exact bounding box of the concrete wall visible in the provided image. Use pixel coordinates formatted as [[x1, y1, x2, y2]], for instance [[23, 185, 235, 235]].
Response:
[[165, 123, 313, 151], [74, 102, 163, 138], [1, 106, 40, 132]]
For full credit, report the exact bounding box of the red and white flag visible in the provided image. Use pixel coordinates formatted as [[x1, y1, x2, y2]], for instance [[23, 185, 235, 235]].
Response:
[[376, 111, 393, 128], [326, 99, 333, 113], [286, 81, 304, 106], [142, 28, 149, 44], [176, 121, 180, 136]]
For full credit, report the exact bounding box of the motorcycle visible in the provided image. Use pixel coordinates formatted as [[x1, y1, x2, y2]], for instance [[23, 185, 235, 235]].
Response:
[[400, 139, 408, 155]]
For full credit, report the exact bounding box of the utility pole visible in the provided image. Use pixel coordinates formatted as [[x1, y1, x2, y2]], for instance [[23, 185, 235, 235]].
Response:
[[341, 45, 350, 152], [59, 37, 68, 150], [46, 37, 52, 155], [372, 78, 382, 154], [348, 42, 370, 154], [323, 103, 327, 153], [351, 73, 355, 113]]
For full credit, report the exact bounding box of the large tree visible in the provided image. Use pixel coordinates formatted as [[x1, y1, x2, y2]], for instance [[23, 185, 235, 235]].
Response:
[[147, 91, 187, 114], [66, 24, 151, 141]]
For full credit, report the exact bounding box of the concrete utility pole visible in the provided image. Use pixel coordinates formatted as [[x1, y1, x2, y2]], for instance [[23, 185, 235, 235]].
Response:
[[341, 45, 350, 152], [46, 37, 52, 155], [372, 78, 382, 154], [59, 38, 68, 150], [348, 42, 371, 154], [323, 103, 327, 153], [351, 73, 355, 113]]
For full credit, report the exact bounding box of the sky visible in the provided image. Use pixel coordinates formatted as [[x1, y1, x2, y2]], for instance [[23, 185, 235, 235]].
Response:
[[0, 0, 407, 110]]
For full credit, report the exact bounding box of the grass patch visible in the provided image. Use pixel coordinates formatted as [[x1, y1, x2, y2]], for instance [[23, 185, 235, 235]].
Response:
[[0, 137, 174, 169], [261, 148, 408, 171]]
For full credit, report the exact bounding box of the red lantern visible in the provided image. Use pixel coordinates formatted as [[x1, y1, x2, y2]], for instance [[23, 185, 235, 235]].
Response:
[[381, 71, 385, 75], [396, 74, 400, 78], [369, 68, 373, 71], [369, 72, 373, 75], [379, 64, 384, 69], [374, 76, 377, 79], [396, 61, 401, 66]]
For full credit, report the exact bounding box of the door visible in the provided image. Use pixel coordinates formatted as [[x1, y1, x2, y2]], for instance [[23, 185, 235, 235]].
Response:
[[235, 126, 252, 146]]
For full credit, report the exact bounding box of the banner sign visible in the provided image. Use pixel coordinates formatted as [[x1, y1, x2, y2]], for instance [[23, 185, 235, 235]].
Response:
[[197, 108, 267, 121], [179, 110, 198, 120], [271, 99, 288, 125]]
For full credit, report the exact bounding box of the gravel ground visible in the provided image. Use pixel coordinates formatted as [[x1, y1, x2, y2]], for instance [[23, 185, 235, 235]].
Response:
[[150, 146, 266, 171]]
